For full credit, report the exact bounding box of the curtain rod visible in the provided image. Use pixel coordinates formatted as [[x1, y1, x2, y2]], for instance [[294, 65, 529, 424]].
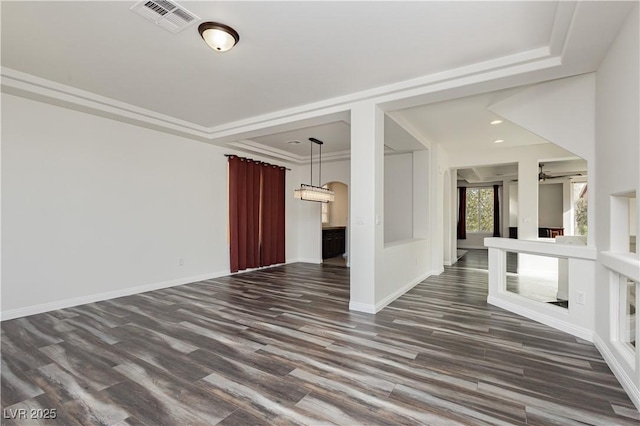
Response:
[[224, 154, 291, 171]]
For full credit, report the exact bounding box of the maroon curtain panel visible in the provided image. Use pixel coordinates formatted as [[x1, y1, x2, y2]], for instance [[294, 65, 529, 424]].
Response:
[[260, 164, 286, 267], [493, 185, 501, 237], [457, 187, 467, 240], [228, 156, 260, 273]]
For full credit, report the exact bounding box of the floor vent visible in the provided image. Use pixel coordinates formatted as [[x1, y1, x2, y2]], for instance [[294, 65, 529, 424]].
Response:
[[131, 0, 199, 34]]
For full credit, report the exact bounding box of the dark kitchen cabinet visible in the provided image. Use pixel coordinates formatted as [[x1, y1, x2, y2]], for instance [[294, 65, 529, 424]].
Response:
[[322, 227, 346, 259]]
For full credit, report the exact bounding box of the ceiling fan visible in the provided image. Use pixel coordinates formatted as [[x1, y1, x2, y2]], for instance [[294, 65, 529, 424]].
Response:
[[538, 163, 582, 181]]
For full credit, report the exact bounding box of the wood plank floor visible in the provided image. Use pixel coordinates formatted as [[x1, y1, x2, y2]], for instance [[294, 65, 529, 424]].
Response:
[[2, 263, 638, 425]]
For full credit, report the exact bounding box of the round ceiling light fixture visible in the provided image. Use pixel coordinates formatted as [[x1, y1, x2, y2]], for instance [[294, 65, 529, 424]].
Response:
[[198, 22, 239, 52]]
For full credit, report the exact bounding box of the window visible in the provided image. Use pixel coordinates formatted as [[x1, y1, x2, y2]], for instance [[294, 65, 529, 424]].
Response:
[[621, 276, 636, 349], [572, 182, 588, 236], [465, 187, 494, 233]]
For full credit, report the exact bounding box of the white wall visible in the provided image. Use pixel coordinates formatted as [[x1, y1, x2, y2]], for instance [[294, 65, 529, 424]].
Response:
[[509, 183, 518, 227], [539, 183, 563, 227], [384, 153, 413, 243], [326, 182, 348, 227], [630, 197, 637, 238], [488, 73, 596, 245], [350, 102, 432, 313], [1, 94, 300, 318], [594, 4, 639, 409]]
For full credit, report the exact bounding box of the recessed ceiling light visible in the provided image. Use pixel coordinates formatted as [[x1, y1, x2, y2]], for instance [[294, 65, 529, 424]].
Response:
[[490, 120, 503, 125], [287, 140, 301, 145], [494, 139, 504, 144]]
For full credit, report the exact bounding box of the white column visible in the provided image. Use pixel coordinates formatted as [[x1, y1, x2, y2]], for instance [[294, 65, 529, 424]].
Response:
[[429, 147, 443, 274], [562, 180, 573, 235], [518, 158, 539, 240], [349, 101, 384, 312], [502, 179, 510, 238]]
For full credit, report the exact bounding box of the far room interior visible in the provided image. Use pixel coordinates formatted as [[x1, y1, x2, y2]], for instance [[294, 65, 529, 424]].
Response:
[[1, 1, 639, 422]]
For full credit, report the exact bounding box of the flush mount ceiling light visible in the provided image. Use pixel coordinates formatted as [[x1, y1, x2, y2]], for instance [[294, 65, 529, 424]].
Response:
[[490, 120, 503, 125], [198, 22, 239, 52], [494, 139, 505, 144]]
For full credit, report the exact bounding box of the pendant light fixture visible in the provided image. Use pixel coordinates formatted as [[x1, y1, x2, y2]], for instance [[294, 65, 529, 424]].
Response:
[[198, 22, 239, 52], [294, 138, 335, 203]]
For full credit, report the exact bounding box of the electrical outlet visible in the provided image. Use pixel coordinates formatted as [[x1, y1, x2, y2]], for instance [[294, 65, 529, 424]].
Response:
[[178, 257, 184, 267], [576, 291, 585, 305]]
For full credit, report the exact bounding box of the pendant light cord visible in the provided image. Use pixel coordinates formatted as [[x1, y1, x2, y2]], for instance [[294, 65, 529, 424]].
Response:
[[319, 142, 322, 187], [310, 139, 313, 186]]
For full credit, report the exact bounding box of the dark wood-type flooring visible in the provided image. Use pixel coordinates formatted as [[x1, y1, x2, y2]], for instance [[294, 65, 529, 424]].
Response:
[[2, 263, 638, 425]]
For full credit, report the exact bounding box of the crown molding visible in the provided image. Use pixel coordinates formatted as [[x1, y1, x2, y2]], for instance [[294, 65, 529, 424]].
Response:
[[226, 140, 306, 164], [1, 3, 578, 153], [1, 67, 211, 139]]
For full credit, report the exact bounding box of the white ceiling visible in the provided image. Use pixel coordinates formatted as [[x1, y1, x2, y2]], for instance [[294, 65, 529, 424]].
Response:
[[394, 86, 550, 151], [236, 115, 427, 162], [458, 159, 588, 184], [1, 1, 557, 128], [1, 1, 635, 163]]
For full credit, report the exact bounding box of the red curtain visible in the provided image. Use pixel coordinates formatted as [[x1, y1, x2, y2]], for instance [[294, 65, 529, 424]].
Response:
[[228, 156, 261, 273], [457, 187, 467, 240], [493, 185, 501, 237], [228, 156, 285, 273], [260, 164, 286, 267]]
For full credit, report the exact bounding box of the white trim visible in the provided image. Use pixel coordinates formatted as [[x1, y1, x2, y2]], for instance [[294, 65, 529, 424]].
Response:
[[456, 244, 488, 250], [0, 1, 578, 149], [348, 301, 376, 314], [487, 295, 593, 342], [0, 270, 228, 321], [593, 333, 640, 412], [296, 258, 323, 264], [600, 251, 640, 282], [374, 271, 432, 313], [1, 68, 210, 137], [349, 272, 431, 314], [485, 237, 597, 260], [1, 260, 307, 321], [431, 268, 445, 276]]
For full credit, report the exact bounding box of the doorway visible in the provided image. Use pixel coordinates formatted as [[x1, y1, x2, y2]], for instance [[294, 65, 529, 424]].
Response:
[[321, 181, 348, 267]]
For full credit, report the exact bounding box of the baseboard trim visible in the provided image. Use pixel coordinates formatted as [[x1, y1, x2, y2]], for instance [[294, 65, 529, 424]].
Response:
[[431, 267, 445, 276], [347, 271, 432, 315], [348, 301, 376, 314], [296, 258, 323, 264], [374, 271, 432, 313], [0, 270, 229, 321], [593, 334, 640, 412], [487, 295, 593, 342], [1, 260, 322, 321]]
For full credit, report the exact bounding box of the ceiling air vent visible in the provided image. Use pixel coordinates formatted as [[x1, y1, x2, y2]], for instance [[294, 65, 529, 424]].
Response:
[[131, 0, 199, 34]]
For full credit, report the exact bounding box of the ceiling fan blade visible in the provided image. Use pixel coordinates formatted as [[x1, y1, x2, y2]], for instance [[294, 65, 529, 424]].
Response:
[[546, 173, 583, 179]]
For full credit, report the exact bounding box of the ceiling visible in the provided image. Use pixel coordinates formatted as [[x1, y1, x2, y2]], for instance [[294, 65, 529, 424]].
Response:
[[395, 86, 550, 151], [458, 159, 588, 184], [1, 1, 635, 163], [1, 1, 557, 128]]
